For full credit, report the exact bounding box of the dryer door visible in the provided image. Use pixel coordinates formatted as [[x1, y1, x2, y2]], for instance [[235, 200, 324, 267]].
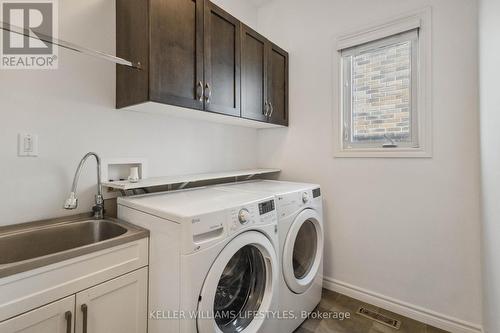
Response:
[[283, 209, 323, 294], [197, 231, 278, 333]]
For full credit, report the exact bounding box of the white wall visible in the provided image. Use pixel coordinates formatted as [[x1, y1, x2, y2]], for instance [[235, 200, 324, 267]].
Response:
[[0, 0, 485, 330], [479, 0, 500, 332], [0, 0, 260, 225], [257, 0, 482, 331]]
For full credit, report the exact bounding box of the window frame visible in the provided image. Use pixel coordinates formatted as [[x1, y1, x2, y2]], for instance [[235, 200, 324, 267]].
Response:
[[334, 8, 432, 158]]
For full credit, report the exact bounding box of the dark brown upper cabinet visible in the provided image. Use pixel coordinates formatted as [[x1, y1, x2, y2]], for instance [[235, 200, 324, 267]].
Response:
[[267, 43, 289, 126], [116, 0, 288, 127], [204, 1, 241, 116], [241, 25, 267, 122]]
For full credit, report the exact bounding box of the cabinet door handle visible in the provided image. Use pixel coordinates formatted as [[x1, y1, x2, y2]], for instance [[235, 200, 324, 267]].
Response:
[[264, 101, 269, 116], [65, 311, 72, 333], [204, 83, 212, 104], [196, 81, 204, 102], [81, 304, 88, 333], [268, 102, 274, 118]]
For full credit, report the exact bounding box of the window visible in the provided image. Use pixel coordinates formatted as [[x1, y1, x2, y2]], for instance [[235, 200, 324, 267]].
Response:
[[336, 10, 431, 157], [343, 30, 418, 149]]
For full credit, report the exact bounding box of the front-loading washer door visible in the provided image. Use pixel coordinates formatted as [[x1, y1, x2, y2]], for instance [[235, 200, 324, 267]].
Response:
[[283, 209, 323, 294], [197, 231, 278, 333]]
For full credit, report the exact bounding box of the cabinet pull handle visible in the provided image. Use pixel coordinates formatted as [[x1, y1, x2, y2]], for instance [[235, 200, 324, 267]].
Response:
[[81, 304, 88, 333], [204, 83, 212, 104], [196, 81, 204, 102], [264, 101, 269, 116], [268, 102, 274, 118], [65, 311, 72, 333]]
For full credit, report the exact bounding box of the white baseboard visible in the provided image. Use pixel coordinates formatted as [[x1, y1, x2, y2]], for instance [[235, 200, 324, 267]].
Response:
[[323, 276, 483, 333]]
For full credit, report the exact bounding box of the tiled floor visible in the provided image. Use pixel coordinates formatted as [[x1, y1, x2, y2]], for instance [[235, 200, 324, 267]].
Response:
[[296, 289, 450, 333]]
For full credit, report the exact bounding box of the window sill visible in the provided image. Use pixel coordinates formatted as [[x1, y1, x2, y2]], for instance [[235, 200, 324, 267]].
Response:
[[334, 147, 432, 158]]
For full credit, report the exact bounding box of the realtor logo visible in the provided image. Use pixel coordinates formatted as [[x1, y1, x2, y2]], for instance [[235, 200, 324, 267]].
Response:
[[1, 0, 58, 69]]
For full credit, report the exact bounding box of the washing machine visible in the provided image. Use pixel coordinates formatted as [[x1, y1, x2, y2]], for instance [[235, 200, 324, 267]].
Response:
[[217, 180, 324, 333], [117, 186, 280, 333]]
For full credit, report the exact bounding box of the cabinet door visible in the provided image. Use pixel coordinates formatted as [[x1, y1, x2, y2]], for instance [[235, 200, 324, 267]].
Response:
[[241, 25, 268, 122], [150, 0, 204, 110], [0, 296, 75, 333], [204, 0, 241, 116], [75, 268, 148, 333], [267, 43, 289, 126], [116, 0, 149, 108]]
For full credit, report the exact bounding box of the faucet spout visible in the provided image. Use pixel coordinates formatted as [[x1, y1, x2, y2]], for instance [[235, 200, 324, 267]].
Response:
[[64, 152, 104, 219]]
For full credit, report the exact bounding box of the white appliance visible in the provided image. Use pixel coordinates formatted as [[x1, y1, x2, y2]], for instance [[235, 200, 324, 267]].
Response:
[[217, 180, 324, 333], [117, 187, 279, 333]]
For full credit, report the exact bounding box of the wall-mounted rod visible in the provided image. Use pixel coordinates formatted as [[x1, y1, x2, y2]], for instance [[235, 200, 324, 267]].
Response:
[[0, 21, 141, 70]]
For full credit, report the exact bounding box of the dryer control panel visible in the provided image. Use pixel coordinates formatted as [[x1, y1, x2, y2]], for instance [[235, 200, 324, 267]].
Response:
[[277, 187, 322, 219]]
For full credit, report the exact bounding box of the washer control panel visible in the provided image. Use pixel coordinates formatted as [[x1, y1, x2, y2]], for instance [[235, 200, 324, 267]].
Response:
[[228, 198, 277, 235]]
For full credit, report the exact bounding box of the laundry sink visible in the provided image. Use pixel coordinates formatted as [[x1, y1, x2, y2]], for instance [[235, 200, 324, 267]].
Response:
[[0, 220, 128, 265], [0, 215, 148, 278]]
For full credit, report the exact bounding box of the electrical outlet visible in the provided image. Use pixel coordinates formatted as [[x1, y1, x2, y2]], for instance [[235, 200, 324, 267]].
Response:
[[18, 133, 39, 157]]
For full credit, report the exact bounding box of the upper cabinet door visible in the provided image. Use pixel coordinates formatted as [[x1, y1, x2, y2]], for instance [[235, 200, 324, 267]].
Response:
[[116, 0, 149, 108], [150, 0, 204, 110], [203, 0, 241, 116], [267, 43, 289, 126], [241, 25, 268, 122]]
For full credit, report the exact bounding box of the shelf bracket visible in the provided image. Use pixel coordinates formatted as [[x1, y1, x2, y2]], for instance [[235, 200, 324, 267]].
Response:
[[244, 174, 256, 181], [178, 182, 190, 190]]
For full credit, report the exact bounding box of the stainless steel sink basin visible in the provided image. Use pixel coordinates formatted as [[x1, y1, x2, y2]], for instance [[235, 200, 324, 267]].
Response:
[[0, 220, 127, 265], [0, 215, 148, 278]]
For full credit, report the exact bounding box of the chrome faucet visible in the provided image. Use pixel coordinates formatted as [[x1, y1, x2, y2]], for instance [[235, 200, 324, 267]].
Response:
[[64, 152, 104, 219]]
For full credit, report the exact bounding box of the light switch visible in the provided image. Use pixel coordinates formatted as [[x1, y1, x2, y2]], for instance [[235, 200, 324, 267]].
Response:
[[18, 133, 39, 157]]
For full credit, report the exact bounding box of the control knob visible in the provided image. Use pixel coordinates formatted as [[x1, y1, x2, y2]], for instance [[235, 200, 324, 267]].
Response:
[[302, 192, 310, 204], [238, 208, 250, 224]]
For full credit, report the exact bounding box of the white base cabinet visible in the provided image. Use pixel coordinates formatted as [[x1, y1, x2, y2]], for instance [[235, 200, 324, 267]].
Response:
[[0, 239, 149, 333], [0, 296, 75, 333], [0, 268, 147, 333]]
